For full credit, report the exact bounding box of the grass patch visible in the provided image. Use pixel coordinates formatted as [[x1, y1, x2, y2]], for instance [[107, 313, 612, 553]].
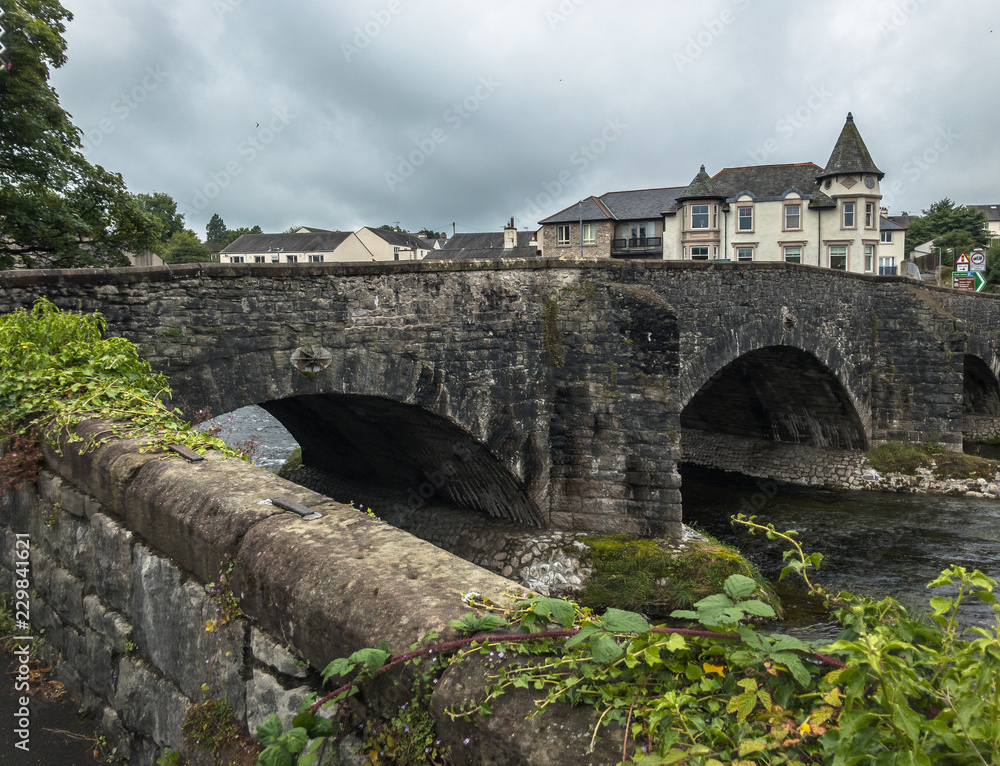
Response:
[[867, 441, 1000, 480], [577, 533, 778, 619]]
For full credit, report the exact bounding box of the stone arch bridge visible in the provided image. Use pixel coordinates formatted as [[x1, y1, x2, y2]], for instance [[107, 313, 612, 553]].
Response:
[[3, 259, 999, 537]]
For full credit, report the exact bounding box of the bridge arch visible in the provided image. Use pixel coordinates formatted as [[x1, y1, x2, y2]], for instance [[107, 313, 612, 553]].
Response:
[[165, 346, 550, 527], [680, 345, 868, 450], [962, 353, 1000, 442]]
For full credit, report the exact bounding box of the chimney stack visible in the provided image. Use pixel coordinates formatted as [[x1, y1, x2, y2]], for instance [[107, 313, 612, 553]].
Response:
[[503, 217, 517, 250]]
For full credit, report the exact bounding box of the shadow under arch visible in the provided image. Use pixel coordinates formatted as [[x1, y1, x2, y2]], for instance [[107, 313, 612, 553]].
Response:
[[680, 345, 868, 450], [261, 393, 544, 527], [963, 354, 1000, 417]]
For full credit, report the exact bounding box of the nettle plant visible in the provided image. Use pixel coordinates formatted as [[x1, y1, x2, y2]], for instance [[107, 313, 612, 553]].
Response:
[[0, 298, 241, 492], [256, 518, 1000, 766]]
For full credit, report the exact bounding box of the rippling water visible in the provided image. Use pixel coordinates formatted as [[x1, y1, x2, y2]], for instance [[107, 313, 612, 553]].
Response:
[[680, 465, 1000, 631]]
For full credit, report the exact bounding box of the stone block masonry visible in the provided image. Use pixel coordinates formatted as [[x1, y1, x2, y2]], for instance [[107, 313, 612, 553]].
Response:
[[0, 422, 624, 765], [1, 259, 1000, 535]]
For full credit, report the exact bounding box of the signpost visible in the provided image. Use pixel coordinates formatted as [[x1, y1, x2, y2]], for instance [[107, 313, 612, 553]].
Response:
[[954, 252, 972, 271], [952, 271, 986, 292], [970, 250, 986, 272]]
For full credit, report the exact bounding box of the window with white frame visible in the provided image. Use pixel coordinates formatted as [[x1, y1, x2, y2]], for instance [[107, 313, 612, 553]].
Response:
[[254, 255, 265, 263], [829, 245, 848, 270], [865, 202, 875, 228], [556, 224, 571, 246], [582, 223, 597, 245], [689, 246, 710, 260], [783, 246, 802, 264], [880, 230, 893, 243], [737, 206, 754, 231], [230, 255, 245, 263], [691, 204, 710, 229], [270, 255, 280, 263], [393, 246, 400, 261], [736, 246, 754, 261], [784, 203, 801, 230], [879, 256, 896, 275], [843, 202, 856, 228], [865, 245, 874, 272], [308, 254, 324, 263], [286, 254, 298, 263]]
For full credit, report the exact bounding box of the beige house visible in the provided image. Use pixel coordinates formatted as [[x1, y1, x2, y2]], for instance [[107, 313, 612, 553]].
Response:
[[355, 227, 435, 261], [540, 114, 906, 276], [220, 231, 373, 264]]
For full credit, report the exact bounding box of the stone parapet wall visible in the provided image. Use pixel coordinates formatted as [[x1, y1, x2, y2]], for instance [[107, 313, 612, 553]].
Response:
[[681, 429, 871, 488], [0, 422, 622, 765]]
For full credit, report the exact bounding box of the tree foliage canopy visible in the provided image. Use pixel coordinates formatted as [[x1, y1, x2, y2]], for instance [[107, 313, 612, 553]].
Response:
[[206, 213, 228, 243], [136, 191, 185, 249], [0, 0, 161, 269], [162, 229, 213, 264], [904, 198, 989, 263]]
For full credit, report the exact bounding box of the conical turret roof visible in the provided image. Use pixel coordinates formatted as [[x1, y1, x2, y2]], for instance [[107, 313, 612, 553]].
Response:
[[817, 113, 884, 180], [677, 165, 725, 201]]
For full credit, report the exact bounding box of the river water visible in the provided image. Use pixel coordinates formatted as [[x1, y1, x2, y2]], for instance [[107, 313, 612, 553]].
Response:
[[214, 406, 1000, 631]]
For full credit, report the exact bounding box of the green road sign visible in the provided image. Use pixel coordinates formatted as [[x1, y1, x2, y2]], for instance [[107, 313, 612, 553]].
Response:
[[952, 271, 986, 291]]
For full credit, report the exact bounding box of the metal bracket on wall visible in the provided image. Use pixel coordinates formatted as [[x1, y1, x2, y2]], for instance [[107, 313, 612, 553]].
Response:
[[168, 444, 205, 462], [271, 496, 323, 521]]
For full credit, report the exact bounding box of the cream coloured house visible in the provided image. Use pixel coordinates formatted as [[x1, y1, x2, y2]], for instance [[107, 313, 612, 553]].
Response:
[[540, 114, 905, 275], [220, 230, 374, 264]]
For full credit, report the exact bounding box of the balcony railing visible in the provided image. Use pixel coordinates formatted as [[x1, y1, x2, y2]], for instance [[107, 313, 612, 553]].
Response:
[[878, 266, 898, 276], [611, 236, 663, 254]]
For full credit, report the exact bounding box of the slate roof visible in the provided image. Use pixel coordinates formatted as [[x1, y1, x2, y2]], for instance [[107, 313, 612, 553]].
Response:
[[973, 204, 1000, 222], [438, 231, 537, 250], [880, 217, 907, 232], [710, 163, 825, 200], [818, 113, 884, 180], [222, 232, 353, 254], [364, 228, 435, 250], [678, 166, 725, 201], [423, 246, 540, 261], [539, 188, 685, 224]]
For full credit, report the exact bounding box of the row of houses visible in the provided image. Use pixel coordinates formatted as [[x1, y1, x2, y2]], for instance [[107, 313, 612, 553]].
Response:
[[221, 114, 996, 277]]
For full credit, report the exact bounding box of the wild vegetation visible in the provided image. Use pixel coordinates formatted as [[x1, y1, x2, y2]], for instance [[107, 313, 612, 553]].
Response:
[[866, 441, 1000, 480]]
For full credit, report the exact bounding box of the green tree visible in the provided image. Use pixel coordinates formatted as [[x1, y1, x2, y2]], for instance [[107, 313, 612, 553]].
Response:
[[418, 229, 445, 239], [283, 224, 304, 234], [0, 0, 162, 269], [984, 240, 1000, 291], [904, 198, 989, 264], [206, 213, 228, 244], [162, 229, 212, 264], [136, 191, 185, 248]]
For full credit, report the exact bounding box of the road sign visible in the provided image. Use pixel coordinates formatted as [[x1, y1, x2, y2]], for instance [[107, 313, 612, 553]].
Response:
[[955, 252, 971, 270], [952, 271, 986, 291], [971, 250, 987, 272]]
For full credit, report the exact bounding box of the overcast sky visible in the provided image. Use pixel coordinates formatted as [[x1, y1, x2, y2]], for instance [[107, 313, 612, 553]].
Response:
[[50, 0, 1000, 240]]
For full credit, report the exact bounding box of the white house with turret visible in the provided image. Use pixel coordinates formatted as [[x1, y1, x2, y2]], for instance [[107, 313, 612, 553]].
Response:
[[539, 114, 906, 275]]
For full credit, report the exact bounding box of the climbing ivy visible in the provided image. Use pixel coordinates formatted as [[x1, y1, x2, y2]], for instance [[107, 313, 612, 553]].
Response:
[[256, 518, 1000, 765], [0, 298, 240, 491]]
